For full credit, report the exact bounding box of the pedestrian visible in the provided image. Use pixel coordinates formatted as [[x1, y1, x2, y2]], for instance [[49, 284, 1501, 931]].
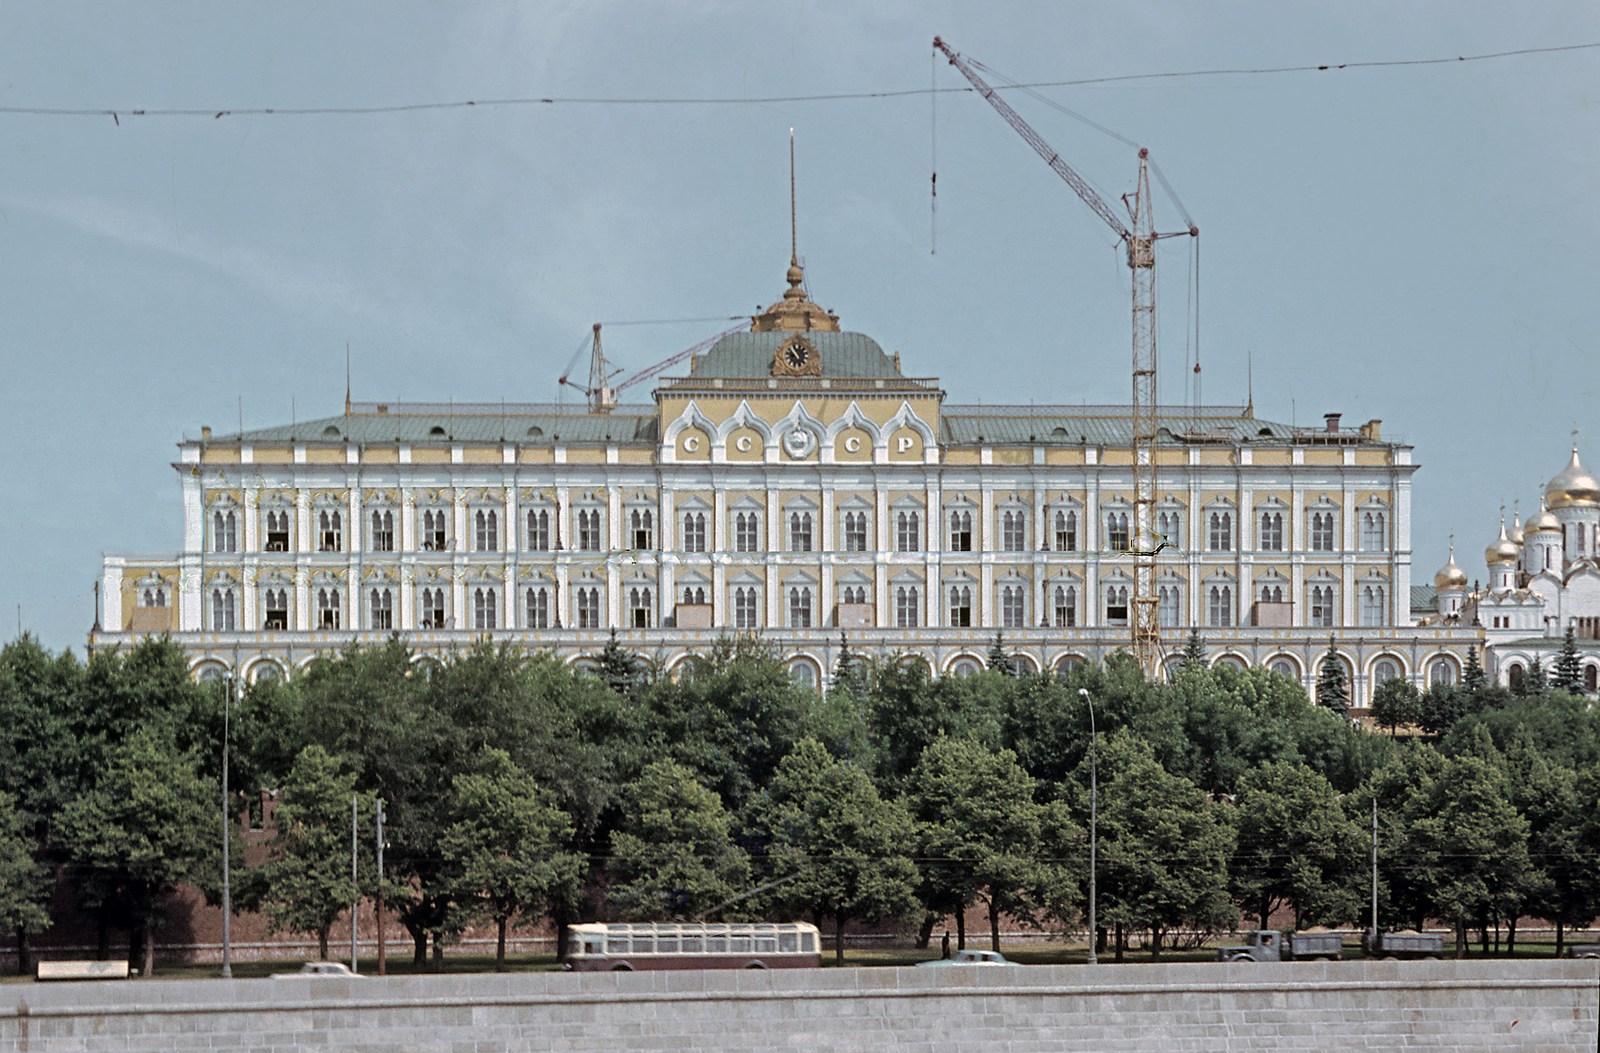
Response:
[[942, 931, 951, 959]]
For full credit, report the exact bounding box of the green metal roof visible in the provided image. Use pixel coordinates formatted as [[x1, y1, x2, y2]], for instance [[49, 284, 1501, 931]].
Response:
[[939, 408, 1300, 446], [685, 331, 903, 380], [213, 407, 658, 446]]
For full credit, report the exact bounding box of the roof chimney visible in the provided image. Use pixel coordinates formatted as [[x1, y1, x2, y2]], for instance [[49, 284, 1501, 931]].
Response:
[[201, 426, 211, 441], [1323, 413, 1341, 434], [1360, 419, 1381, 441]]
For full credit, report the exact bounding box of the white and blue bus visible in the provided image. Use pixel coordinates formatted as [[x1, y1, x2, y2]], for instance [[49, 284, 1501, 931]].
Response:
[[565, 922, 822, 971]]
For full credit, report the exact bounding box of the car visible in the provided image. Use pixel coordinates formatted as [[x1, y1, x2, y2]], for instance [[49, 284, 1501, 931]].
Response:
[[915, 949, 1018, 967], [270, 961, 363, 979]]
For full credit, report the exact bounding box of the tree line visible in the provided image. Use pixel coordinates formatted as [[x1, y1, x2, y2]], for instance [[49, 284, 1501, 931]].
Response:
[[0, 627, 1597, 972]]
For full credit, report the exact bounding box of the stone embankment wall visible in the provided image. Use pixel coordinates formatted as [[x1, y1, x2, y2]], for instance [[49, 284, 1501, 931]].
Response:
[[0, 959, 1593, 1052]]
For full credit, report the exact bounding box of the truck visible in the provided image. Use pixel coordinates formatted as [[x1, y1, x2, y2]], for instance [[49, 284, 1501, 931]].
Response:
[[1565, 943, 1600, 959], [1361, 930, 1445, 959], [1216, 930, 1343, 962]]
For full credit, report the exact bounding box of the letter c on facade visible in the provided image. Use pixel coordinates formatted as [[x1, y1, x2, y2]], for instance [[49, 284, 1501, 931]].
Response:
[[683, 435, 700, 452], [735, 435, 753, 453], [844, 436, 861, 453]]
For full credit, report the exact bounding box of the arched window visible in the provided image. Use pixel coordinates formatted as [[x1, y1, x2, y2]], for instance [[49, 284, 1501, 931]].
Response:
[[1259, 511, 1283, 551], [527, 509, 550, 551], [525, 588, 549, 629], [1270, 658, 1297, 680], [949, 585, 972, 627], [735, 587, 759, 628], [475, 510, 498, 552], [683, 512, 706, 552], [1055, 511, 1077, 552], [789, 587, 812, 628], [1105, 585, 1129, 625], [628, 587, 652, 629], [1373, 657, 1400, 687], [897, 511, 920, 552], [422, 510, 447, 551], [319, 510, 343, 552], [1156, 510, 1181, 547], [1310, 585, 1335, 628], [789, 661, 816, 690], [1159, 585, 1180, 627], [371, 510, 394, 551], [577, 509, 602, 551], [1001, 585, 1026, 627], [1430, 659, 1455, 687], [421, 588, 445, 629], [1107, 512, 1130, 552], [682, 586, 705, 605], [1586, 665, 1599, 695], [1361, 511, 1387, 552], [213, 510, 237, 553], [843, 511, 868, 552], [789, 512, 812, 552], [265, 510, 290, 551], [735, 512, 759, 552], [1208, 512, 1232, 552], [1002, 510, 1026, 551], [949, 510, 972, 551], [472, 587, 497, 630], [211, 589, 236, 631], [317, 587, 341, 630], [1311, 511, 1335, 552], [1207, 585, 1232, 628], [841, 585, 866, 605], [632, 509, 653, 550], [263, 589, 287, 630], [369, 588, 392, 630], [1360, 585, 1386, 627], [896, 586, 919, 628], [576, 587, 601, 628], [1054, 585, 1077, 628]]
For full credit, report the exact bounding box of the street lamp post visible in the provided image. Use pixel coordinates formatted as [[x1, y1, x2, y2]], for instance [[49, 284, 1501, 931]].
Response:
[[1079, 687, 1097, 966], [221, 672, 234, 979]]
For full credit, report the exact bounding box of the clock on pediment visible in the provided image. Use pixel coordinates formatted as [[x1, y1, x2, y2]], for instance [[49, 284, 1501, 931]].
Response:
[[771, 334, 821, 377]]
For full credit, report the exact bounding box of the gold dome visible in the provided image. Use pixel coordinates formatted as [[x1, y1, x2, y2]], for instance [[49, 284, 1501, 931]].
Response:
[[1528, 496, 1563, 533], [1545, 447, 1600, 509], [1485, 520, 1520, 565], [1509, 511, 1524, 545], [1434, 545, 1469, 590]]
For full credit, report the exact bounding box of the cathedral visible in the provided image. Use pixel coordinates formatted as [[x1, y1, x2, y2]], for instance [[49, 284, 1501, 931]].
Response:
[[1423, 445, 1600, 693], [90, 257, 1480, 709]]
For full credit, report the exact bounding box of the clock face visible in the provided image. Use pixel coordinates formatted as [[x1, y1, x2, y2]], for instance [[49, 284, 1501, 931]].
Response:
[[785, 341, 809, 368]]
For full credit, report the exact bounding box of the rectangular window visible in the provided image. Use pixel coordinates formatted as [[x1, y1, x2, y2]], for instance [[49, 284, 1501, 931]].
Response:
[[369, 588, 393, 630], [421, 588, 445, 629], [1159, 586, 1180, 628], [897, 511, 920, 552], [577, 587, 601, 628], [948, 585, 972, 627], [1259, 511, 1283, 551], [211, 589, 236, 632], [263, 589, 288, 630], [1311, 511, 1335, 552], [1207, 585, 1232, 628], [1106, 585, 1128, 626], [526, 588, 549, 630], [735, 587, 759, 628], [1107, 513, 1130, 552], [683, 512, 706, 553], [1310, 585, 1335, 628], [1360, 511, 1387, 552], [527, 509, 550, 551], [632, 509, 654, 550], [1360, 586, 1385, 628], [628, 587, 652, 629], [475, 510, 498, 552], [789, 512, 812, 552], [1001, 585, 1026, 627], [371, 510, 394, 552], [896, 586, 919, 628], [578, 509, 603, 551], [316, 588, 341, 630], [1208, 512, 1232, 552], [265, 510, 290, 552], [949, 510, 972, 552], [319, 511, 343, 553], [422, 510, 447, 551], [1053, 586, 1076, 628], [1002, 510, 1027, 552], [473, 587, 497, 630], [213, 510, 237, 553]]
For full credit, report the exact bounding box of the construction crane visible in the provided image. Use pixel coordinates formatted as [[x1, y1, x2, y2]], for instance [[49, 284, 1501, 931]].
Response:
[[559, 321, 747, 413], [933, 36, 1197, 679]]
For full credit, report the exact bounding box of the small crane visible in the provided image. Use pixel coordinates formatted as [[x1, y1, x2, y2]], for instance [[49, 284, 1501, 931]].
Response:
[[933, 37, 1197, 678], [559, 321, 747, 413]]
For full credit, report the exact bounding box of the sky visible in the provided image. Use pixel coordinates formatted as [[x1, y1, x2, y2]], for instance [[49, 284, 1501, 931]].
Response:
[[1, 2, 1596, 654]]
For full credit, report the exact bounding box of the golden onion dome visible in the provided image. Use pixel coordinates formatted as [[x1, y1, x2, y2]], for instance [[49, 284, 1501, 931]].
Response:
[[1485, 520, 1521, 565], [1509, 512, 1524, 546], [1528, 497, 1563, 534], [1434, 545, 1469, 590], [1545, 447, 1600, 509]]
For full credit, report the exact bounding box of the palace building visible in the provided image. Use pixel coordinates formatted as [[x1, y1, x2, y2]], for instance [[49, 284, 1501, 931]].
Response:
[[90, 258, 1480, 704]]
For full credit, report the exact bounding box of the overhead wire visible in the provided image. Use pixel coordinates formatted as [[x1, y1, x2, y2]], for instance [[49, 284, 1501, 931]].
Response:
[[1, 41, 1594, 121]]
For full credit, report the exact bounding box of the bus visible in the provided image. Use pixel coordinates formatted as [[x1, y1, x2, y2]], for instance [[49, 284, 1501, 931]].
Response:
[[564, 922, 822, 971]]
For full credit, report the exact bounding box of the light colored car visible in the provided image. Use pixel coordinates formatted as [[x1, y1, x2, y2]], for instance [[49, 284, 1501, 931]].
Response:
[[271, 962, 363, 979], [915, 949, 1018, 967]]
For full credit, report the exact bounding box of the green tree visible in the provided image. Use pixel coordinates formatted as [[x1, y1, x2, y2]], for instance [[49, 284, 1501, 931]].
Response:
[[608, 760, 750, 922], [1463, 645, 1487, 691], [0, 791, 51, 974], [595, 628, 644, 699], [1552, 627, 1582, 693], [1182, 629, 1207, 669], [439, 749, 581, 970], [1316, 640, 1349, 715], [1370, 677, 1421, 735], [987, 633, 1013, 677], [1524, 657, 1549, 698], [242, 745, 371, 962], [831, 633, 868, 696], [760, 739, 920, 964], [1228, 762, 1365, 929], [57, 729, 219, 977], [1072, 731, 1235, 958], [905, 737, 1069, 951]]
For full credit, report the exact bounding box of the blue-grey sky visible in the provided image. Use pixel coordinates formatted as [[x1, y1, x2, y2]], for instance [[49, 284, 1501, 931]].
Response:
[[2, 2, 1596, 654]]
